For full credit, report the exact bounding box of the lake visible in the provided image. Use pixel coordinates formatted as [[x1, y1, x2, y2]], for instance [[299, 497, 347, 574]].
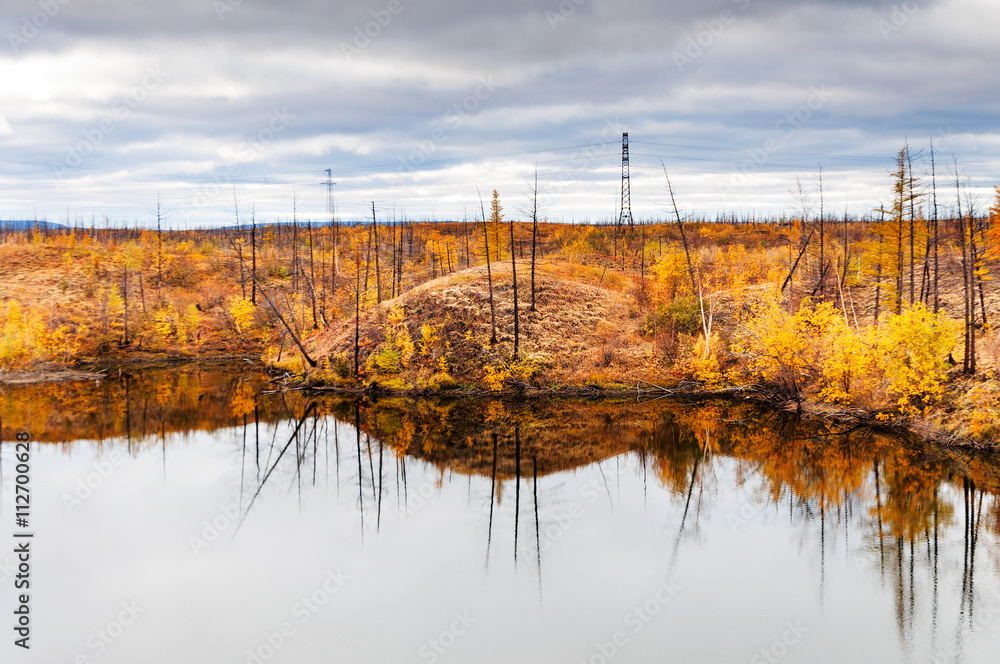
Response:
[[1, 364, 998, 663]]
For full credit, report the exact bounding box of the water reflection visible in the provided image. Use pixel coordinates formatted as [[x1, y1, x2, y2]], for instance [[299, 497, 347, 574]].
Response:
[[1, 366, 999, 663]]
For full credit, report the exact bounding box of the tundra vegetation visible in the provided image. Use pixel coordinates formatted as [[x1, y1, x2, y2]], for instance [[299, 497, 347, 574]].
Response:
[[1, 155, 999, 444]]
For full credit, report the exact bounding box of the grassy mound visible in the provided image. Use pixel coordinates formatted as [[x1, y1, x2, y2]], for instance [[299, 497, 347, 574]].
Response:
[[295, 263, 670, 391]]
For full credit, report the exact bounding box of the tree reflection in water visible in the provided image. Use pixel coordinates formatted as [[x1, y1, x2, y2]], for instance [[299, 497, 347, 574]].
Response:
[[3, 364, 999, 658]]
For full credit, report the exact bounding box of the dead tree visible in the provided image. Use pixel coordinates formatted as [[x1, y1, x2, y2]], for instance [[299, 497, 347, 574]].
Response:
[[372, 201, 382, 304], [662, 164, 698, 297], [308, 220, 318, 328], [509, 207, 519, 359], [478, 189, 498, 345], [237, 251, 317, 368]]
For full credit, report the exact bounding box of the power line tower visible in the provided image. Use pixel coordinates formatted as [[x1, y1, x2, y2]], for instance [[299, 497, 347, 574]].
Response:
[[322, 168, 336, 225], [618, 132, 634, 228]]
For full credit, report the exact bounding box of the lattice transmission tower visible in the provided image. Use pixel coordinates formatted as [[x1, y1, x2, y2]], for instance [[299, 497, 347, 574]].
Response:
[[618, 132, 634, 228]]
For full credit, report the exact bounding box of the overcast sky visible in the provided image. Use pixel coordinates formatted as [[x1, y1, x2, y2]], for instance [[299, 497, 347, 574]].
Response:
[[0, 0, 997, 226]]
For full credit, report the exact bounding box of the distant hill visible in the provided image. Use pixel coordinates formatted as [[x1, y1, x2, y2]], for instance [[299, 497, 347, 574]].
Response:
[[0, 220, 69, 230]]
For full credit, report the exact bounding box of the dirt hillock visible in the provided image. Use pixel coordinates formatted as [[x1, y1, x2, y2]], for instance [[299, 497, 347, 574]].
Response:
[[301, 265, 665, 389]]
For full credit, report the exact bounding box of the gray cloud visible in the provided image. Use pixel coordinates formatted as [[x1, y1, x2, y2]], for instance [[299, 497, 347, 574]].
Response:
[[0, 0, 995, 224]]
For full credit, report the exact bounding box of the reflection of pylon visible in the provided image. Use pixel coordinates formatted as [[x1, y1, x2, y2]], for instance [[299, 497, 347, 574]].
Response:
[[618, 132, 633, 227]]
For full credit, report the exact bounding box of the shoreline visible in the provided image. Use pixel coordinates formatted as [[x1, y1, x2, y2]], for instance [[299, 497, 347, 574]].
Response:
[[3, 356, 990, 453]]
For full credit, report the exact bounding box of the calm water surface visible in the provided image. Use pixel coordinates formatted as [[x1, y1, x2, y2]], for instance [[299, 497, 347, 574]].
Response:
[[1, 365, 998, 663]]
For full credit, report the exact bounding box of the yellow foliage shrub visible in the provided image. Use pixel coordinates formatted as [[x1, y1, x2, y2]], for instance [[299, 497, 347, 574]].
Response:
[[228, 296, 256, 336], [687, 332, 724, 387], [960, 381, 1000, 440], [734, 291, 959, 412], [877, 304, 959, 413], [365, 304, 414, 377], [0, 301, 47, 368], [420, 323, 438, 357]]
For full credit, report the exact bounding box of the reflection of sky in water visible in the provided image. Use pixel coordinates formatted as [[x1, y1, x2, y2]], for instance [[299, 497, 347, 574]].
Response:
[[0, 416, 998, 664]]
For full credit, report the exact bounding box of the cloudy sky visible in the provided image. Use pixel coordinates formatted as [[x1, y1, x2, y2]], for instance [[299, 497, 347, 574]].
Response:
[[0, 0, 997, 226]]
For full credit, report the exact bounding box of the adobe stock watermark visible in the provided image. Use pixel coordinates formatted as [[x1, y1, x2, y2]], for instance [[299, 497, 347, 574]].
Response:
[[717, 85, 830, 197], [537, 476, 615, 552], [750, 620, 808, 664], [61, 449, 127, 514], [70, 600, 145, 663], [930, 589, 1000, 664], [214, 0, 243, 21], [396, 75, 498, 177], [7, 0, 72, 53], [536, 117, 624, 210], [185, 107, 295, 218], [726, 495, 763, 534], [53, 65, 168, 177], [0, 556, 13, 585], [418, 611, 476, 663], [188, 500, 240, 556], [399, 482, 435, 523], [876, 0, 930, 41], [577, 577, 681, 664], [546, 0, 588, 31], [673, 0, 752, 72], [340, 0, 413, 60], [244, 569, 350, 664]]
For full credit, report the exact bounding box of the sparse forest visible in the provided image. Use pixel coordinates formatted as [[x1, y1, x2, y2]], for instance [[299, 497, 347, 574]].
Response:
[[2, 153, 1000, 444]]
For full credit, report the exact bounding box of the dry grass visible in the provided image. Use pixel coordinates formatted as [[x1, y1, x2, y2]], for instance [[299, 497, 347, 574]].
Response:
[[303, 260, 671, 389]]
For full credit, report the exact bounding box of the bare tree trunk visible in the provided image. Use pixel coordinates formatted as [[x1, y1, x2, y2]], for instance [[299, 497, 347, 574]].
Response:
[[240, 252, 317, 367], [930, 138, 940, 313], [396, 219, 406, 295], [251, 208, 257, 306], [818, 164, 826, 300], [841, 208, 849, 287], [354, 251, 361, 377], [663, 165, 698, 297], [906, 145, 916, 306], [527, 167, 539, 311], [308, 220, 317, 328], [781, 229, 815, 293], [478, 190, 497, 345], [138, 271, 146, 314], [363, 222, 372, 293], [968, 210, 978, 374], [372, 202, 382, 305], [292, 193, 299, 296], [509, 214, 519, 359], [156, 194, 163, 302], [640, 220, 646, 293], [391, 218, 397, 298], [956, 165, 972, 373], [874, 251, 882, 325], [122, 266, 129, 345]]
